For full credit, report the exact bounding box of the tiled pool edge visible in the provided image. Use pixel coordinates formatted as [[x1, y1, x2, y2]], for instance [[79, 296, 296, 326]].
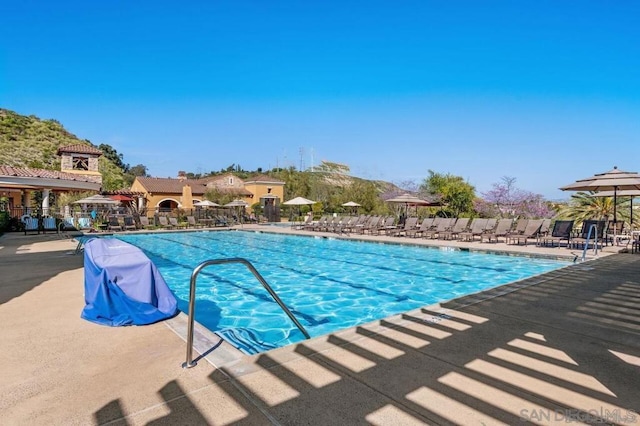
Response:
[[166, 258, 583, 379]]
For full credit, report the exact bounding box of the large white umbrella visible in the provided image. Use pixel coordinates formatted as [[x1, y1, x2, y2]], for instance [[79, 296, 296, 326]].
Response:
[[283, 196, 316, 220], [342, 201, 361, 207], [282, 196, 316, 205], [560, 166, 640, 225], [224, 199, 249, 207], [73, 194, 119, 205], [194, 200, 220, 207]]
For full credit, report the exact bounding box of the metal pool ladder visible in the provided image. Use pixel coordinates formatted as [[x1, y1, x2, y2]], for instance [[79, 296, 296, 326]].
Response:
[[579, 223, 600, 262], [182, 257, 310, 368]]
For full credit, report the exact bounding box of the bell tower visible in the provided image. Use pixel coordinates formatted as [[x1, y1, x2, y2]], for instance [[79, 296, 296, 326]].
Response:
[[56, 144, 103, 184]]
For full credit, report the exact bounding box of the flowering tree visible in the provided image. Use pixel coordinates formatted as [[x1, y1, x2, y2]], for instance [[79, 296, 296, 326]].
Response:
[[479, 176, 554, 218]]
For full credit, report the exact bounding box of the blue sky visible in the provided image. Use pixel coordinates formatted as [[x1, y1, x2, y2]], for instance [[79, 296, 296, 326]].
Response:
[[2, 1, 639, 199]]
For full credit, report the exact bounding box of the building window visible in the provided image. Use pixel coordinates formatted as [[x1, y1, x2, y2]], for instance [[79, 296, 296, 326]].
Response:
[[72, 156, 89, 171]]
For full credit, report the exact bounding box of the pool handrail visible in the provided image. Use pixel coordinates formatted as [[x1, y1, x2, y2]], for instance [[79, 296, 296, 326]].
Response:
[[580, 223, 599, 262], [182, 257, 311, 368]]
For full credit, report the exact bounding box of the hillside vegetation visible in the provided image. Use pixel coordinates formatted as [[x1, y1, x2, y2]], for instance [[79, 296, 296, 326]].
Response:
[[0, 108, 406, 213], [0, 108, 128, 190]]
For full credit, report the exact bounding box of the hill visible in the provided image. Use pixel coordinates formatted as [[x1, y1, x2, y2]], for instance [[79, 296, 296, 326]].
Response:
[[0, 108, 403, 209], [0, 108, 94, 169], [0, 108, 131, 190]]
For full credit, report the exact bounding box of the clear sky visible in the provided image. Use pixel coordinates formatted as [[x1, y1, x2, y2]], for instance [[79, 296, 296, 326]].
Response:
[[2, 1, 639, 200]]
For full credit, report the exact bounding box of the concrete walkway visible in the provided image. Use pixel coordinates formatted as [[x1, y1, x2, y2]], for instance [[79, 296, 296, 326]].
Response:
[[1, 229, 639, 425]]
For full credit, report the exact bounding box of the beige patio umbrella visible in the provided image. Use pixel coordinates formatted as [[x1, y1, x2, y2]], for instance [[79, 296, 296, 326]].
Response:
[[73, 194, 119, 205], [282, 196, 316, 219], [385, 193, 436, 220], [223, 199, 249, 207], [342, 201, 361, 215], [193, 200, 220, 207], [282, 196, 316, 206], [560, 166, 640, 225]]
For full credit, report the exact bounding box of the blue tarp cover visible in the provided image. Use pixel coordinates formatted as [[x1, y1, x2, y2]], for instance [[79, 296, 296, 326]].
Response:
[[82, 238, 178, 326]]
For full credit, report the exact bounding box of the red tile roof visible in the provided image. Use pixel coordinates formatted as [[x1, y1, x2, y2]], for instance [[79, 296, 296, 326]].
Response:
[[0, 165, 98, 182], [244, 174, 285, 184], [56, 144, 103, 155], [135, 177, 208, 195]]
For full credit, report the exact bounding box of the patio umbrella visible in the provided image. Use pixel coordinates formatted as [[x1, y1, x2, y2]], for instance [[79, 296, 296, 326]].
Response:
[[560, 166, 640, 225], [224, 199, 249, 208], [283, 196, 316, 220], [342, 201, 361, 215], [109, 194, 133, 202], [74, 194, 119, 205], [282, 196, 316, 206], [194, 200, 220, 207]]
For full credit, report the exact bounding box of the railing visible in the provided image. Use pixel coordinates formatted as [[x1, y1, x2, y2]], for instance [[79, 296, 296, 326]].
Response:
[[580, 223, 600, 262], [182, 258, 310, 368]]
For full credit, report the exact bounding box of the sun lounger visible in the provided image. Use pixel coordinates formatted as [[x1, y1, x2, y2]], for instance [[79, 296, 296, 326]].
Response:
[[169, 217, 187, 229], [187, 216, 203, 228], [139, 216, 152, 229], [458, 218, 487, 241], [389, 216, 419, 237], [570, 220, 606, 250], [480, 218, 513, 243], [107, 216, 123, 232], [439, 218, 470, 240], [423, 218, 455, 239], [539, 220, 574, 247], [123, 216, 137, 231], [506, 219, 543, 245], [357, 216, 381, 234], [157, 216, 174, 229], [405, 218, 435, 238]]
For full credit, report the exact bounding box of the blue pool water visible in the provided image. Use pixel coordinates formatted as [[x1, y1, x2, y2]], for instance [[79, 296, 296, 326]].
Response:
[[115, 230, 570, 354]]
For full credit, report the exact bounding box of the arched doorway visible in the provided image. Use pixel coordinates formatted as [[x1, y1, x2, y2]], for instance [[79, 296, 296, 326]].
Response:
[[158, 198, 178, 213]]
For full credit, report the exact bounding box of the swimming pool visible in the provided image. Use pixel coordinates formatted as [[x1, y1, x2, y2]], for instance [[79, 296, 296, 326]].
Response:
[[115, 230, 570, 354]]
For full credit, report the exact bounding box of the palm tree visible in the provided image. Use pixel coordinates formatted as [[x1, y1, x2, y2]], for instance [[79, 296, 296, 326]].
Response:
[[557, 192, 637, 225]]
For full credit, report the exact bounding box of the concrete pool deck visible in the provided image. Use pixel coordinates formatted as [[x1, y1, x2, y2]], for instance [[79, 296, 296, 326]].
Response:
[[1, 227, 639, 425]]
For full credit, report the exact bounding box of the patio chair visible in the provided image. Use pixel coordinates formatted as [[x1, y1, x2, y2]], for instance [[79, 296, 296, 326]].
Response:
[[423, 218, 455, 239], [506, 219, 543, 245], [139, 216, 152, 229], [372, 216, 400, 235], [22, 216, 40, 235], [405, 217, 435, 238], [216, 215, 231, 227], [458, 218, 488, 242], [157, 216, 174, 229], [570, 220, 606, 250], [169, 217, 187, 229], [539, 220, 574, 247], [107, 216, 123, 232], [480, 218, 513, 243], [357, 216, 381, 234], [388, 216, 419, 237], [505, 218, 528, 236], [604, 221, 626, 246], [439, 217, 470, 240], [123, 216, 137, 231], [42, 217, 58, 233], [187, 216, 204, 228]]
